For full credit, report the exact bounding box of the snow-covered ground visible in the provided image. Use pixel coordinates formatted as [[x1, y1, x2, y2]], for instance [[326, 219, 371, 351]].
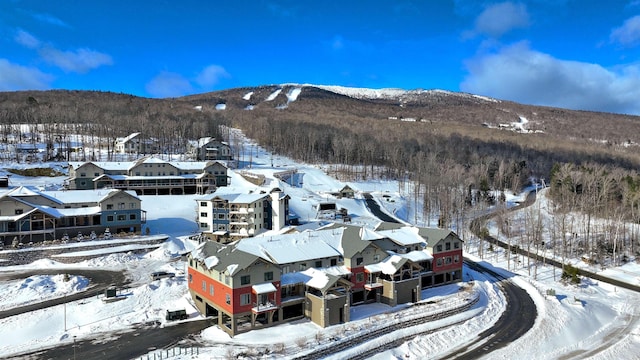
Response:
[[0, 129, 639, 359]]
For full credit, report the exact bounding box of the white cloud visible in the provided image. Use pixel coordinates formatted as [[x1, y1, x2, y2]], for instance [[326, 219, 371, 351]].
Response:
[[195, 65, 230, 88], [610, 15, 640, 47], [39, 47, 113, 74], [145, 71, 194, 98], [32, 13, 70, 28], [461, 41, 640, 114], [473, 2, 530, 38], [0, 59, 53, 91], [14, 29, 41, 49]]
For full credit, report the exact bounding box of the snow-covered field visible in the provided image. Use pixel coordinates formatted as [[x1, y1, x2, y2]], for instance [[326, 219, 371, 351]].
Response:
[[0, 129, 639, 359]]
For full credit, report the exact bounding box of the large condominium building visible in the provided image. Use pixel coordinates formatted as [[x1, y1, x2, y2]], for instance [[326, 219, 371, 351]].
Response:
[[195, 188, 290, 242], [0, 186, 144, 245], [67, 156, 228, 195], [187, 222, 463, 336]]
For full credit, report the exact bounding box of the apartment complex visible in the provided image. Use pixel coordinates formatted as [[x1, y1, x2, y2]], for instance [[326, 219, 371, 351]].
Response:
[[0, 186, 144, 245], [66, 156, 228, 195], [195, 188, 290, 242], [187, 222, 463, 336]]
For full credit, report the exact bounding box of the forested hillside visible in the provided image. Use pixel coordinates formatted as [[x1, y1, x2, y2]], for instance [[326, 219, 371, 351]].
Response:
[[1, 85, 640, 232]]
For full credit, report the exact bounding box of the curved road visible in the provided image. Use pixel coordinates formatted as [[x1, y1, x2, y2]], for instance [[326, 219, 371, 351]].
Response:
[[363, 192, 537, 359], [449, 260, 536, 359]]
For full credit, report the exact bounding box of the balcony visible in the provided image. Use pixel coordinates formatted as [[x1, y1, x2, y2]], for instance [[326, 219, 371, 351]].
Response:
[[364, 282, 383, 290], [251, 302, 278, 313]]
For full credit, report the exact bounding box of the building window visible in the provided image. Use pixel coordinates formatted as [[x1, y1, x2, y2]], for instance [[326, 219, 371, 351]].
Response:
[[200, 223, 207, 228], [436, 244, 443, 252], [356, 257, 363, 265], [241, 275, 250, 285], [200, 202, 208, 207], [330, 258, 337, 266], [129, 214, 136, 220], [201, 280, 206, 291], [454, 255, 460, 263], [117, 214, 126, 221], [299, 263, 306, 271], [200, 212, 208, 217], [210, 285, 214, 295], [15, 209, 23, 215], [282, 265, 290, 274], [188, 274, 193, 283], [224, 275, 230, 286], [80, 173, 86, 177], [356, 273, 364, 282], [436, 258, 443, 267], [240, 293, 251, 306], [107, 215, 114, 222], [226, 294, 231, 305], [445, 257, 452, 264], [217, 213, 225, 219], [454, 242, 460, 249], [264, 271, 273, 281], [107, 204, 114, 210], [118, 203, 125, 209], [315, 260, 322, 268], [373, 254, 380, 262], [130, 203, 136, 209], [446, 242, 451, 251]]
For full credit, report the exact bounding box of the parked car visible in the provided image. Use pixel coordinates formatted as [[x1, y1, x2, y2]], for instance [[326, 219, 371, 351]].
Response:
[[150, 271, 175, 281], [166, 309, 188, 321]]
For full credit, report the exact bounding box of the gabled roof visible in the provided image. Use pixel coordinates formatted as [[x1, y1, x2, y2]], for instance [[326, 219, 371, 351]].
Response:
[[70, 157, 228, 173], [319, 223, 376, 258], [365, 254, 409, 275], [416, 227, 459, 247], [191, 241, 260, 276], [300, 268, 353, 293]]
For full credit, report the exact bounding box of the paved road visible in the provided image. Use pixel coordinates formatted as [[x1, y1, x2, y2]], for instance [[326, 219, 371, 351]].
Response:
[[448, 259, 537, 359], [5, 319, 214, 360], [362, 191, 538, 359], [363, 193, 402, 223], [0, 269, 128, 320], [0, 268, 215, 360]]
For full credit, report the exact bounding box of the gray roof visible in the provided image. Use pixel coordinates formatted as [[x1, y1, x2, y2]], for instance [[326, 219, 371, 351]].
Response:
[[191, 241, 260, 276], [416, 227, 459, 247]]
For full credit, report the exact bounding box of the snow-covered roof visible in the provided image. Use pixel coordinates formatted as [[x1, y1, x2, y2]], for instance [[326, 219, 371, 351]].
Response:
[[42, 189, 139, 203], [238, 228, 343, 264], [198, 192, 268, 204], [115, 132, 140, 142], [252, 282, 276, 294], [400, 249, 433, 262], [365, 255, 408, 275], [70, 157, 226, 173], [377, 226, 425, 246]]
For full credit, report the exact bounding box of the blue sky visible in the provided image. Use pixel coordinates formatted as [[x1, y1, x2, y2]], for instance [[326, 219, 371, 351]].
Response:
[[3, 1, 640, 114]]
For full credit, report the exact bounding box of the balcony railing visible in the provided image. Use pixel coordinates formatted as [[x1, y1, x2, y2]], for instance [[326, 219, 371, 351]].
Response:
[[252, 302, 278, 313]]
